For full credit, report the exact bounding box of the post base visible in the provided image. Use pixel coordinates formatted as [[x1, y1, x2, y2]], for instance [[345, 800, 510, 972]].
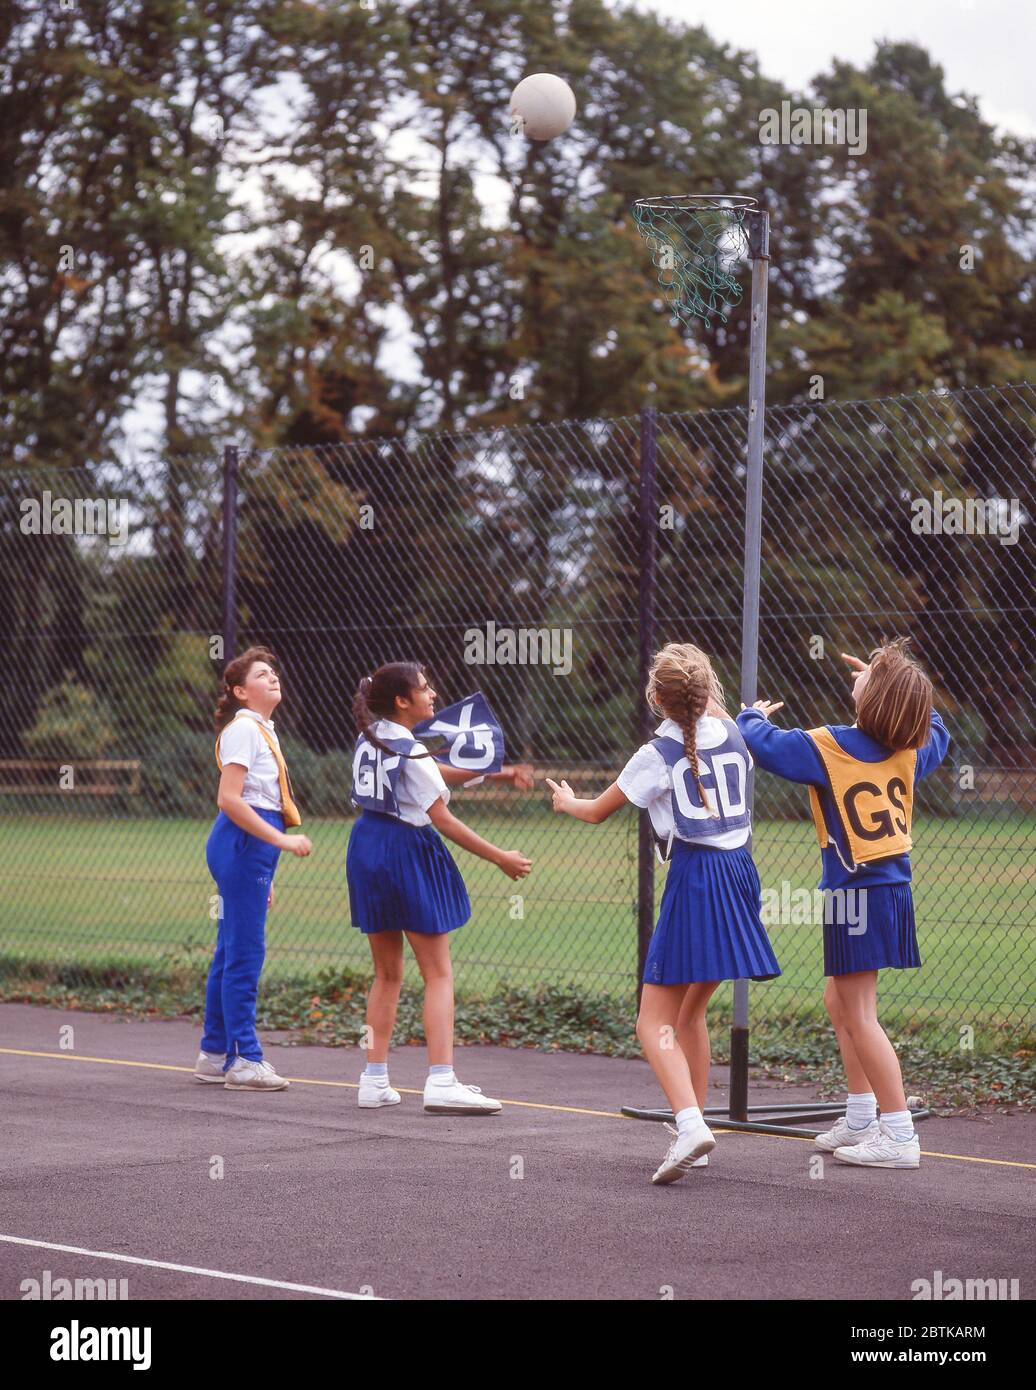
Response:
[[620, 1102, 931, 1138]]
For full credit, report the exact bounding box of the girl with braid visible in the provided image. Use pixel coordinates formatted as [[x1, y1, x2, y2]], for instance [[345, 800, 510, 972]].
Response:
[[547, 643, 779, 1186]]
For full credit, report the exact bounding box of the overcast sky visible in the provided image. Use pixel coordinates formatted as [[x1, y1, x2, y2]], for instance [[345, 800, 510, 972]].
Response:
[[635, 0, 1035, 137]]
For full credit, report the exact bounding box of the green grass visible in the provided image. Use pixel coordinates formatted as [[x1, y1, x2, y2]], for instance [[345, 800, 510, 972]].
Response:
[[1, 809, 1033, 1048]]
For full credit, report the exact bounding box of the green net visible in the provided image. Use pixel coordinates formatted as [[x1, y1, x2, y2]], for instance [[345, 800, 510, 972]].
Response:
[[632, 194, 757, 327]]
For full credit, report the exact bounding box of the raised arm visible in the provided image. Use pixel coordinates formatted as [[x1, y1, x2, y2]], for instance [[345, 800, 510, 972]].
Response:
[[436, 761, 534, 789], [735, 704, 827, 785], [916, 710, 951, 781]]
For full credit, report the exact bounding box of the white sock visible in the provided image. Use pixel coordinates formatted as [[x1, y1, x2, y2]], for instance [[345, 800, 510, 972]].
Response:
[[364, 1061, 388, 1081], [880, 1109, 915, 1142], [675, 1106, 703, 1135], [846, 1091, 877, 1130], [428, 1065, 455, 1084]]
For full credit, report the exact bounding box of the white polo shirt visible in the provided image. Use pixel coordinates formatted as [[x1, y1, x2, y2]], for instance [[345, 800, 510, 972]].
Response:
[[374, 719, 450, 827], [617, 716, 751, 850], [218, 709, 284, 812]]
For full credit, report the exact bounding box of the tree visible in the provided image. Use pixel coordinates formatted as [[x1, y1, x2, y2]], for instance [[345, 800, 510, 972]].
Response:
[[21, 675, 116, 758]]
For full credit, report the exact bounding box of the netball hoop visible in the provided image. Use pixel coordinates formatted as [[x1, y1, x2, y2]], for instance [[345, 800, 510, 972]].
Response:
[[631, 193, 762, 326]]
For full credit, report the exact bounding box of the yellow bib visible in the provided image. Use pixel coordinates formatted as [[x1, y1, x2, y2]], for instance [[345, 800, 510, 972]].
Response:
[[805, 727, 915, 870], [215, 719, 302, 828]]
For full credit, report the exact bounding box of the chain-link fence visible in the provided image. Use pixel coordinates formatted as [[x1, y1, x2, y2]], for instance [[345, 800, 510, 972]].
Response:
[[1, 383, 1033, 1048]]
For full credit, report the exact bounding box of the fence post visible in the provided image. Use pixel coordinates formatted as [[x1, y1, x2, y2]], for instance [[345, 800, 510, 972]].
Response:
[[731, 211, 771, 1122], [637, 407, 658, 1004], [222, 445, 238, 660]]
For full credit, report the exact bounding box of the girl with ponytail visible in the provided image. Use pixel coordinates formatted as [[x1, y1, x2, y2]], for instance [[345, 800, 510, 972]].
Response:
[[547, 642, 779, 1186], [194, 647, 312, 1092], [347, 662, 532, 1116]]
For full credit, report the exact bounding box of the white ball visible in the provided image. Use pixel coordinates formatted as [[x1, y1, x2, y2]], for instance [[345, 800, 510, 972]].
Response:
[[509, 73, 576, 141]]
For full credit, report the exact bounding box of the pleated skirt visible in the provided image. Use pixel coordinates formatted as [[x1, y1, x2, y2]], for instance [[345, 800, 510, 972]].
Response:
[[823, 882, 921, 975], [643, 842, 781, 986], [346, 810, 471, 935]]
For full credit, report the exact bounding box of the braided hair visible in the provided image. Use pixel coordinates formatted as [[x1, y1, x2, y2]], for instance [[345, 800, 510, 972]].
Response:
[[645, 642, 728, 817], [353, 662, 435, 759]]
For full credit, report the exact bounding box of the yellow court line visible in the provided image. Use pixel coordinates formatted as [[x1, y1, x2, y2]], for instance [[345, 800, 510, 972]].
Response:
[[0, 1047, 623, 1118], [1, 1047, 1033, 1169]]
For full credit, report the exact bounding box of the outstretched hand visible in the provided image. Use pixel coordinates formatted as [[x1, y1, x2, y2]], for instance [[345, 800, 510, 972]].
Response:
[[509, 763, 535, 791], [498, 849, 532, 881], [545, 776, 576, 814], [741, 699, 784, 720]]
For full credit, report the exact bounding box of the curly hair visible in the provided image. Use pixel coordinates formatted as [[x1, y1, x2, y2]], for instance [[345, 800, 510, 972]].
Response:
[[214, 647, 279, 731]]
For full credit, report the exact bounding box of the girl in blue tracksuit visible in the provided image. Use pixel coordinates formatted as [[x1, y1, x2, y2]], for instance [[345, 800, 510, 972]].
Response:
[[736, 639, 950, 1169], [548, 641, 781, 1186], [196, 646, 312, 1091]]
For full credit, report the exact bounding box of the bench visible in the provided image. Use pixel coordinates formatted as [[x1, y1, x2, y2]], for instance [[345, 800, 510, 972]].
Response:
[[0, 759, 142, 796]]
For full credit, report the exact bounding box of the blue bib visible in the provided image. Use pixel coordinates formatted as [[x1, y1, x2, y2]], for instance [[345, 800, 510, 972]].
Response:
[[650, 722, 753, 842], [351, 733, 416, 815], [414, 691, 504, 775]]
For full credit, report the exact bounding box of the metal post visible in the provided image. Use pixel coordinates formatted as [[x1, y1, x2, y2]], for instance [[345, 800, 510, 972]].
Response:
[[636, 407, 659, 1005], [222, 445, 238, 661], [730, 211, 770, 1123]]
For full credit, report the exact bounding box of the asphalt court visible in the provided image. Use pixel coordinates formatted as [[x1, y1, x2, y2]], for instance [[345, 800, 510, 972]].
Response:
[[2, 1003, 1033, 1301]]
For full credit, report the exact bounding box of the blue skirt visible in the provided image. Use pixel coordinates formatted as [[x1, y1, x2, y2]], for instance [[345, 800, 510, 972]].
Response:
[[643, 842, 781, 986], [823, 882, 920, 975], [346, 810, 471, 935]]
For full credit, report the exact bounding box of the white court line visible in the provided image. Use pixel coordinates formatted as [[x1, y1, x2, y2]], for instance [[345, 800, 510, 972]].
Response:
[[0, 1234, 380, 1300]]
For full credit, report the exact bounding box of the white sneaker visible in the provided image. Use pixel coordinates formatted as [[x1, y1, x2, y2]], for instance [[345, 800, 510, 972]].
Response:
[[423, 1077, 502, 1115], [358, 1074, 401, 1108], [224, 1058, 290, 1092], [651, 1120, 716, 1185], [834, 1124, 920, 1168], [193, 1050, 227, 1084], [813, 1115, 880, 1151]]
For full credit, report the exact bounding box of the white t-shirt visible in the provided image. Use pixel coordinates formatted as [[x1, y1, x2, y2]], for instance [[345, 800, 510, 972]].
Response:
[[617, 716, 752, 851], [373, 719, 450, 827], [218, 709, 284, 812]]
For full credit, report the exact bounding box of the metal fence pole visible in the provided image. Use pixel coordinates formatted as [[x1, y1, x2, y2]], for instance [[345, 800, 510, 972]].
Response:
[[222, 445, 238, 661], [731, 211, 770, 1123], [637, 407, 659, 1005]]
